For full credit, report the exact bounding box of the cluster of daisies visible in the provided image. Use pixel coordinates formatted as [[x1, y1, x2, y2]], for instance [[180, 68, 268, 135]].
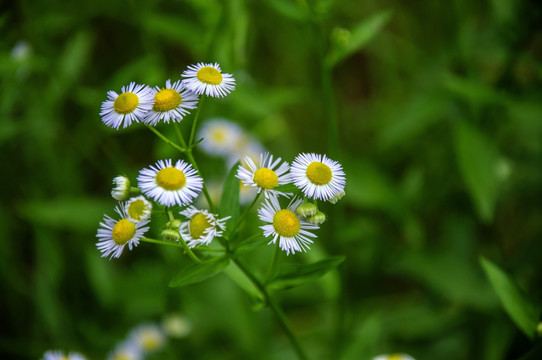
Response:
[[100, 62, 235, 130], [42, 316, 191, 360]]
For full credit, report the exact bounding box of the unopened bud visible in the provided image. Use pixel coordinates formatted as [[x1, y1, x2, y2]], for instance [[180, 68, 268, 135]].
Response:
[[111, 176, 131, 201], [297, 202, 318, 217], [306, 211, 326, 225], [161, 229, 181, 242], [328, 190, 345, 204], [167, 219, 182, 230]]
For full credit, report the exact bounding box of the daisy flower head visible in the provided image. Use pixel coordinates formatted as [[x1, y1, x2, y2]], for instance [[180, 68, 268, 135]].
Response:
[[290, 153, 346, 201], [107, 341, 143, 360], [181, 62, 235, 98], [42, 350, 87, 360], [111, 175, 131, 201], [373, 354, 415, 360], [237, 152, 292, 198], [125, 196, 152, 222], [144, 79, 199, 126], [197, 118, 245, 158], [100, 82, 154, 129], [179, 206, 229, 248], [129, 323, 166, 353], [96, 204, 150, 259], [258, 196, 319, 255], [137, 159, 203, 207]]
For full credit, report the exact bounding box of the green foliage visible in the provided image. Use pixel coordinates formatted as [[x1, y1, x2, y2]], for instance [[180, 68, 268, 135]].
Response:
[[267, 256, 345, 290], [169, 256, 230, 288], [480, 257, 541, 339]]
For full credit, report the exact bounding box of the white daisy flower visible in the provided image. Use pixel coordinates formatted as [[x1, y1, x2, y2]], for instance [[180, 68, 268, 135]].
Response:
[[126, 196, 153, 222], [373, 354, 415, 360], [162, 314, 192, 338], [100, 82, 154, 129], [144, 79, 199, 126], [290, 153, 346, 201], [237, 152, 292, 198], [181, 62, 235, 98], [137, 159, 203, 207], [107, 341, 143, 360], [129, 323, 166, 353], [179, 206, 229, 248], [96, 204, 150, 259], [197, 118, 245, 158], [111, 175, 131, 201], [42, 350, 87, 360], [258, 196, 319, 255]]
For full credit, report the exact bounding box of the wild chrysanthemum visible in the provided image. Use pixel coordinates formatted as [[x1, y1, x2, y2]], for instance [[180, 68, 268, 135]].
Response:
[[144, 79, 199, 126], [42, 350, 87, 360], [237, 153, 292, 198], [290, 153, 346, 201], [96, 204, 149, 259], [100, 82, 154, 129], [137, 159, 203, 207], [181, 62, 235, 98], [126, 196, 152, 222], [106, 341, 143, 360], [129, 323, 166, 353], [373, 354, 415, 360], [179, 206, 229, 248], [197, 118, 245, 158], [111, 175, 131, 201], [258, 196, 319, 255]]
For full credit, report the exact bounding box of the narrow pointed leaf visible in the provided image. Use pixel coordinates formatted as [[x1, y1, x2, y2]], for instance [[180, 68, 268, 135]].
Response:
[[480, 257, 540, 339], [218, 162, 240, 239], [169, 257, 230, 287], [268, 256, 345, 289]]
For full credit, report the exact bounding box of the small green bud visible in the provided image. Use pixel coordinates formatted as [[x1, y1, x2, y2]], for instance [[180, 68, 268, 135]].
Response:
[[306, 211, 326, 225], [328, 190, 345, 204], [161, 229, 181, 242], [331, 27, 351, 48], [111, 176, 131, 201], [166, 219, 182, 230], [297, 202, 318, 217]]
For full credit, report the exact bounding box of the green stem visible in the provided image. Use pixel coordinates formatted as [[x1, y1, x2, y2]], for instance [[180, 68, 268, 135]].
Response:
[[232, 258, 309, 360], [264, 239, 281, 282], [141, 237, 184, 248], [189, 95, 205, 146], [234, 191, 262, 230], [145, 125, 185, 153]]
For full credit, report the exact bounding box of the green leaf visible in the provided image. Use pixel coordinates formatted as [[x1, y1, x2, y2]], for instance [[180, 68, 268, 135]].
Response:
[[453, 121, 499, 223], [218, 162, 240, 239], [169, 257, 230, 288], [268, 256, 345, 289], [234, 234, 267, 256], [480, 257, 540, 339], [326, 11, 391, 68], [265, 0, 309, 22], [223, 261, 265, 309]]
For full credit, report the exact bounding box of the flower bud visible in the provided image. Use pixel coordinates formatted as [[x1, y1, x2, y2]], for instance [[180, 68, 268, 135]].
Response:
[[111, 176, 131, 201], [306, 211, 326, 225], [297, 202, 318, 217], [166, 219, 182, 230], [328, 190, 345, 204], [161, 229, 181, 242]]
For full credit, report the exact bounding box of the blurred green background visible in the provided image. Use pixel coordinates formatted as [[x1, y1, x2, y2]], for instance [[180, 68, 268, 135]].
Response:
[[2, 0, 542, 359]]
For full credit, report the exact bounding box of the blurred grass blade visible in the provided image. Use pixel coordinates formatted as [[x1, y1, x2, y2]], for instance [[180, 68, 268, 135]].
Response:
[[265, 0, 309, 22], [453, 121, 499, 223], [268, 256, 345, 289], [325, 10, 391, 68], [218, 162, 240, 239], [480, 257, 540, 339], [169, 257, 230, 287]]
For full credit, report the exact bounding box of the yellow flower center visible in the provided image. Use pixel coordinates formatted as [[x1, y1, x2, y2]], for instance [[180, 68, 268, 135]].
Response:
[[114, 92, 139, 114], [388, 355, 405, 360], [253, 168, 278, 190], [128, 199, 147, 221], [273, 209, 300, 237], [112, 351, 131, 360], [112, 219, 136, 245], [156, 167, 186, 190], [139, 331, 162, 351], [197, 66, 223, 85], [210, 128, 226, 143], [189, 213, 211, 239], [153, 88, 182, 112], [306, 162, 332, 185]]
